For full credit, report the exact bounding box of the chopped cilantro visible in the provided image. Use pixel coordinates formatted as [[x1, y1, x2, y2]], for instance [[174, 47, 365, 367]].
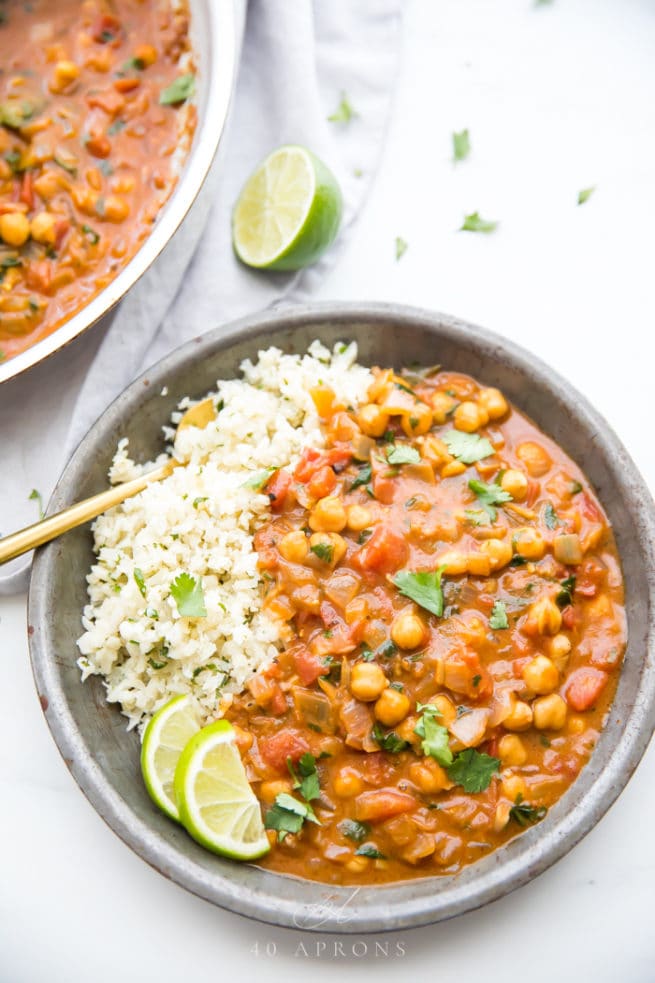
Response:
[[509, 794, 547, 826], [465, 509, 489, 526], [577, 186, 595, 206], [556, 575, 576, 608], [355, 843, 386, 859], [414, 703, 453, 766], [242, 468, 276, 490], [395, 236, 408, 261], [357, 528, 373, 545], [393, 566, 446, 618], [446, 748, 500, 792], [170, 572, 206, 617], [489, 599, 509, 630], [133, 568, 146, 597], [452, 128, 471, 162], [82, 224, 100, 245], [386, 444, 420, 466], [372, 723, 409, 753], [469, 478, 513, 521], [192, 496, 208, 509], [107, 118, 126, 135], [147, 658, 167, 670], [443, 430, 494, 464], [327, 92, 356, 124], [264, 792, 319, 842], [159, 73, 195, 105], [287, 752, 320, 802], [310, 541, 334, 564], [543, 503, 560, 529], [570, 480, 583, 495], [361, 646, 375, 662], [348, 462, 372, 491], [339, 819, 370, 842], [460, 211, 499, 234], [28, 487, 44, 519], [145, 607, 159, 620]]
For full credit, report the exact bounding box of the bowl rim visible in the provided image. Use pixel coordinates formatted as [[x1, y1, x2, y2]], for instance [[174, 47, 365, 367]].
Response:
[[27, 301, 655, 932], [0, 0, 238, 386]]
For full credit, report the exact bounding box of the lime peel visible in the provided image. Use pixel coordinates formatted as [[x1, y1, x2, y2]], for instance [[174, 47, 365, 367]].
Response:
[[140, 694, 202, 822]]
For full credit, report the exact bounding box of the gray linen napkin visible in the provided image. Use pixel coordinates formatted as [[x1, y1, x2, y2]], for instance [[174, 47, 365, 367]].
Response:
[[0, 0, 402, 593]]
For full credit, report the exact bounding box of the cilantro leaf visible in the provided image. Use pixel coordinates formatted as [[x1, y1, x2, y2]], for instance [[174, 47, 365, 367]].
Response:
[[509, 794, 547, 826], [339, 819, 371, 843], [452, 128, 471, 162], [327, 92, 356, 124], [264, 792, 319, 841], [446, 748, 499, 792], [372, 723, 409, 753], [134, 568, 146, 597], [170, 572, 207, 617], [460, 211, 498, 234], [414, 703, 453, 766], [577, 186, 595, 205], [355, 843, 386, 859], [287, 752, 320, 802], [465, 509, 489, 526], [468, 478, 513, 521], [28, 487, 44, 519], [159, 73, 195, 105], [556, 575, 576, 608], [393, 567, 446, 617], [489, 599, 509, 630], [395, 236, 408, 261], [443, 430, 494, 464], [348, 462, 372, 491], [242, 468, 276, 490], [386, 444, 420, 466], [310, 541, 334, 564], [543, 503, 560, 529]]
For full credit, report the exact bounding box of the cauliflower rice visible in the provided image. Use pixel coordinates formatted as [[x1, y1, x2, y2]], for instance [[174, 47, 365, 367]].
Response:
[[77, 341, 372, 733]]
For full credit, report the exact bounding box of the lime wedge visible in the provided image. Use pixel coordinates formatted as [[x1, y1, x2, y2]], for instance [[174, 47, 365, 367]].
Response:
[[232, 144, 342, 271], [140, 694, 201, 821], [174, 720, 270, 860]]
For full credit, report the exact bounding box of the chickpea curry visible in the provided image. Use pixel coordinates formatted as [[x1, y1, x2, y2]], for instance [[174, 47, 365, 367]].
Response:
[[0, 0, 196, 363], [224, 364, 626, 884]]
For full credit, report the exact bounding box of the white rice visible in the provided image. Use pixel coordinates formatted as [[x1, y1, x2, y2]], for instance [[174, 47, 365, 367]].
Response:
[[77, 341, 372, 734]]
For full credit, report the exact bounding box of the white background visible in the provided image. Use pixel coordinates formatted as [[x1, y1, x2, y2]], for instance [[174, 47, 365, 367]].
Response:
[[2, 0, 655, 980]]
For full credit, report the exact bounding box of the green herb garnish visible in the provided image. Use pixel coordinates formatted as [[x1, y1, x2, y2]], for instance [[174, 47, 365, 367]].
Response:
[[395, 236, 408, 261], [134, 568, 146, 597], [372, 723, 409, 754], [460, 212, 498, 234], [242, 468, 276, 490], [355, 843, 386, 859], [489, 599, 509, 629], [287, 752, 320, 802], [28, 487, 44, 519], [543, 502, 560, 529], [443, 430, 494, 464], [577, 186, 595, 206], [509, 794, 547, 826], [452, 128, 471, 162], [327, 92, 356, 124], [159, 73, 195, 105], [393, 566, 446, 618], [414, 702, 452, 766], [386, 444, 420, 466], [339, 819, 370, 842], [446, 748, 500, 792], [264, 792, 320, 842], [468, 478, 512, 521], [556, 575, 576, 608], [310, 541, 334, 563], [348, 462, 372, 491], [170, 572, 206, 617]]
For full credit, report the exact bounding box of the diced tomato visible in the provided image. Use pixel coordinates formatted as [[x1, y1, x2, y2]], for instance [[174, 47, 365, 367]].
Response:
[[260, 729, 310, 771], [294, 448, 322, 482], [307, 465, 336, 499], [354, 789, 417, 823], [357, 524, 408, 574], [580, 494, 602, 523], [253, 526, 278, 569], [54, 219, 70, 250], [293, 647, 326, 686], [294, 446, 352, 482], [269, 685, 288, 716], [526, 480, 541, 508], [265, 469, 291, 511], [564, 667, 609, 711], [561, 605, 578, 630], [92, 14, 123, 44], [19, 171, 33, 209], [575, 557, 606, 598]]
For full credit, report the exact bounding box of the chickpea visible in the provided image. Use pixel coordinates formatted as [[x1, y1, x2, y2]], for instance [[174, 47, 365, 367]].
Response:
[[345, 855, 370, 874], [428, 694, 457, 727], [358, 403, 390, 438], [409, 758, 452, 794], [494, 800, 512, 832], [529, 597, 562, 636], [309, 496, 347, 533], [441, 460, 467, 478], [396, 715, 421, 746], [523, 655, 559, 694], [30, 212, 56, 245], [504, 698, 533, 732], [453, 400, 487, 433], [103, 195, 130, 223], [309, 532, 347, 566], [391, 610, 428, 650], [567, 715, 586, 735], [0, 212, 30, 247], [517, 441, 551, 478], [501, 773, 528, 802], [480, 538, 513, 570], [333, 768, 363, 798], [478, 387, 509, 420], [50, 59, 80, 93], [350, 662, 387, 702], [134, 43, 158, 67], [431, 391, 457, 424], [549, 633, 572, 672], [500, 468, 528, 500], [346, 504, 372, 531], [374, 687, 411, 727], [259, 779, 292, 803], [466, 552, 491, 577], [533, 693, 567, 730], [436, 550, 468, 575], [498, 734, 527, 767], [232, 724, 254, 753], [401, 403, 433, 437], [278, 530, 308, 564], [512, 527, 546, 561]]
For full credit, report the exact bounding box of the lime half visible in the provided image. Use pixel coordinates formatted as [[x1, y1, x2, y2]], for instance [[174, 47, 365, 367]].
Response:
[[174, 720, 270, 861], [232, 144, 342, 271], [141, 694, 201, 821]]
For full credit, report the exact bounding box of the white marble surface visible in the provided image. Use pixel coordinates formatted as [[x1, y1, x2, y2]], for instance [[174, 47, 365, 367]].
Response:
[[2, 0, 655, 979]]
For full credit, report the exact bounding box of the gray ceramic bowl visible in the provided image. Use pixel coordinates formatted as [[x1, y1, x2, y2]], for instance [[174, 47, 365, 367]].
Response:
[[28, 303, 655, 932]]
